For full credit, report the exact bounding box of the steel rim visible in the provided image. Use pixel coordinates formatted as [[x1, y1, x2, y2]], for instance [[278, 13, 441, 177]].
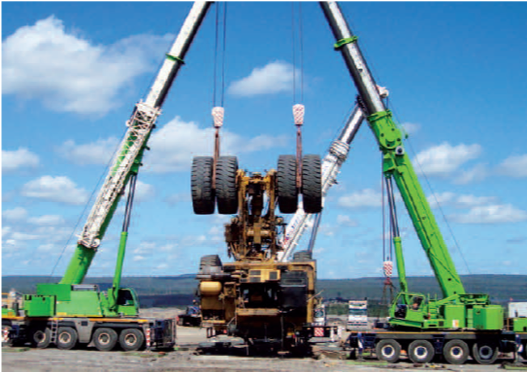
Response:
[[382, 345, 395, 358], [450, 346, 463, 359], [98, 333, 111, 345], [59, 332, 71, 344], [124, 333, 137, 346], [479, 345, 494, 359]]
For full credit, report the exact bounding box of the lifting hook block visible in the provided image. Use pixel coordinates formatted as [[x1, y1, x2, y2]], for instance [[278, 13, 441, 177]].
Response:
[[293, 104, 305, 126], [212, 107, 224, 128]]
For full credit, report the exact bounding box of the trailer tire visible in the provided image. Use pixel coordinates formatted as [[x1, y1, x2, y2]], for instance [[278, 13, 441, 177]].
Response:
[[375, 339, 401, 363], [57, 327, 77, 350], [191, 156, 215, 215], [31, 327, 51, 349], [277, 155, 298, 214], [93, 327, 118, 351], [443, 339, 469, 365], [119, 328, 144, 351], [301, 154, 322, 214], [216, 156, 238, 215], [472, 341, 499, 364]]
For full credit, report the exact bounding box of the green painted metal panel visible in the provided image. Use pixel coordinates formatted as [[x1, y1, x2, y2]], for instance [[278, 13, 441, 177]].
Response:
[[36, 283, 71, 301], [25, 295, 56, 317], [55, 291, 103, 317], [513, 318, 527, 332], [444, 305, 466, 329], [473, 305, 503, 330]]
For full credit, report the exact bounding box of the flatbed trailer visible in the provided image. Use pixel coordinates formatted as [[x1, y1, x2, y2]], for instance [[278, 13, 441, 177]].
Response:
[[347, 329, 520, 365], [2, 315, 176, 351]]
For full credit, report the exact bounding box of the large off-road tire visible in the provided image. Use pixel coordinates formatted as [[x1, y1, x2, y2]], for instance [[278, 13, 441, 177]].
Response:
[[216, 156, 239, 215], [93, 327, 118, 351], [301, 154, 322, 214], [277, 155, 298, 214], [472, 341, 499, 364], [57, 327, 77, 350], [443, 339, 469, 365], [31, 327, 51, 349], [292, 250, 312, 261], [375, 339, 401, 363], [191, 156, 215, 215], [119, 328, 144, 352], [199, 255, 222, 269], [408, 339, 435, 364]]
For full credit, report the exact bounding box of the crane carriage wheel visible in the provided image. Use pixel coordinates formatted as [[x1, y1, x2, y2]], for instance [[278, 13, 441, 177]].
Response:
[[277, 155, 298, 214], [472, 341, 499, 364], [215, 156, 239, 215], [375, 339, 401, 363], [92, 327, 118, 351], [301, 154, 322, 214], [31, 327, 51, 349], [443, 339, 469, 365], [191, 156, 215, 215], [56, 327, 77, 350], [408, 339, 435, 364], [119, 328, 144, 351]]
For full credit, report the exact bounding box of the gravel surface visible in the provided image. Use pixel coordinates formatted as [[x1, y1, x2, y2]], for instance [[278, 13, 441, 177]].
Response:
[[1, 309, 521, 372]]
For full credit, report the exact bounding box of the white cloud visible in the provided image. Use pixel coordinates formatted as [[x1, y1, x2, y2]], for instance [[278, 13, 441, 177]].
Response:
[[133, 255, 146, 262], [28, 215, 65, 226], [123, 180, 155, 203], [145, 116, 288, 173], [497, 154, 527, 178], [427, 192, 456, 209], [413, 142, 481, 177], [3, 207, 29, 221], [451, 204, 527, 224], [401, 122, 420, 135], [454, 163, 488, 184], [427, 192, 497, 209], [21, 175, 89, 205], [338, 188, 382, 208], [2, 16, 172, 115], [336, 214, 358, 227], [58, 137, 119, 165], [2, 148, 39, 172], [2, 226, 12, 237], [228, 61, 299, 97]]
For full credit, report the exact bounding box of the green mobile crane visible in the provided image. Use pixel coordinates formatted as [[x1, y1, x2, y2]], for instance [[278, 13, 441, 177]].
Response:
[[320, 1, 519, 365], [2, 2, 211, 351]]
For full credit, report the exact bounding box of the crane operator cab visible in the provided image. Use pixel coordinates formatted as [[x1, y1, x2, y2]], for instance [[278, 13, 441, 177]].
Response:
[[392, 293, 426, 322]]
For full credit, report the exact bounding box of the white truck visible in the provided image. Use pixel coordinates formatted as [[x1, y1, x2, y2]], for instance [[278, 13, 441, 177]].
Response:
[[347, 300, 368, 331]]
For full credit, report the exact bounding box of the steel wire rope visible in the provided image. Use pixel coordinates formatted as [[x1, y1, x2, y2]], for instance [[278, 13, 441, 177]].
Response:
[[212, 2, 228, 108], [48, 128, 130, 281], [390, 106, 472, 275]]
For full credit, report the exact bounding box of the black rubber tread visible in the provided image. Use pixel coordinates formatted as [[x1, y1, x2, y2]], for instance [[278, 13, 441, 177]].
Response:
[[119, 328, 144, 352], [443, 339, 469, 365], [375, 339, 401, 363], [191, 156, 215, 215], [277, 155, 298, 214], [408, 339, 435, 364], [216, 156, 239, 215], [200, 255, 222, 269], [57, 327, 77, 350], [301, 154, 322, 214], [93, 327, 118, 351], [472, 341, 499, 364], [31, 327, 51, 349], [292, 250, 312, 262]]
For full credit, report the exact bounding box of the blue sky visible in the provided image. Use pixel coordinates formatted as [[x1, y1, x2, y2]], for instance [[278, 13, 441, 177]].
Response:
[[2, 2, 527, 281]]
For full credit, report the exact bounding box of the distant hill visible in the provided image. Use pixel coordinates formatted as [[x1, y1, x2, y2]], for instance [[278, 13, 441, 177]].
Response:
[[3, 274, 526, 308]]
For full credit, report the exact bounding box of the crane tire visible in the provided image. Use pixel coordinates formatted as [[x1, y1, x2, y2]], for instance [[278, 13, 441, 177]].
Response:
[[191, 156, 215, 215], [277, 155, 298, 214], [301, 154, 322, 214], [119, 328, 144, 351], [31, 327, 51, 349], [443, 339, 469, 365], [57, 327, 77, 350], [472, 341, 499, 364], [408, 339, 435, 364], [93, 327, 118, 351], [216, 156, 239, 214], [375, 339, 401, 363]]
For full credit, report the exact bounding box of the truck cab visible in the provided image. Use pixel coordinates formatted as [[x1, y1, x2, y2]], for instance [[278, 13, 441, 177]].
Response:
[[347, 300, 368, 331]]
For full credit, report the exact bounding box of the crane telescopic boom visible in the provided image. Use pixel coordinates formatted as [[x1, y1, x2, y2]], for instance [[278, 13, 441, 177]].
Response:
[[320, 1, 465, 299], [60, 2, 211, 285]]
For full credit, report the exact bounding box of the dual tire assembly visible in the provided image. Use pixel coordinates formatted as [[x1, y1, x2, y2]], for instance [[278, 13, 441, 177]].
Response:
[[191, 154, 322, 215]]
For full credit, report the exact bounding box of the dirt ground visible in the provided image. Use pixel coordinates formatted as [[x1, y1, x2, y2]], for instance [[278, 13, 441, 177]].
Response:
[[1, 309, 523, 372]]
